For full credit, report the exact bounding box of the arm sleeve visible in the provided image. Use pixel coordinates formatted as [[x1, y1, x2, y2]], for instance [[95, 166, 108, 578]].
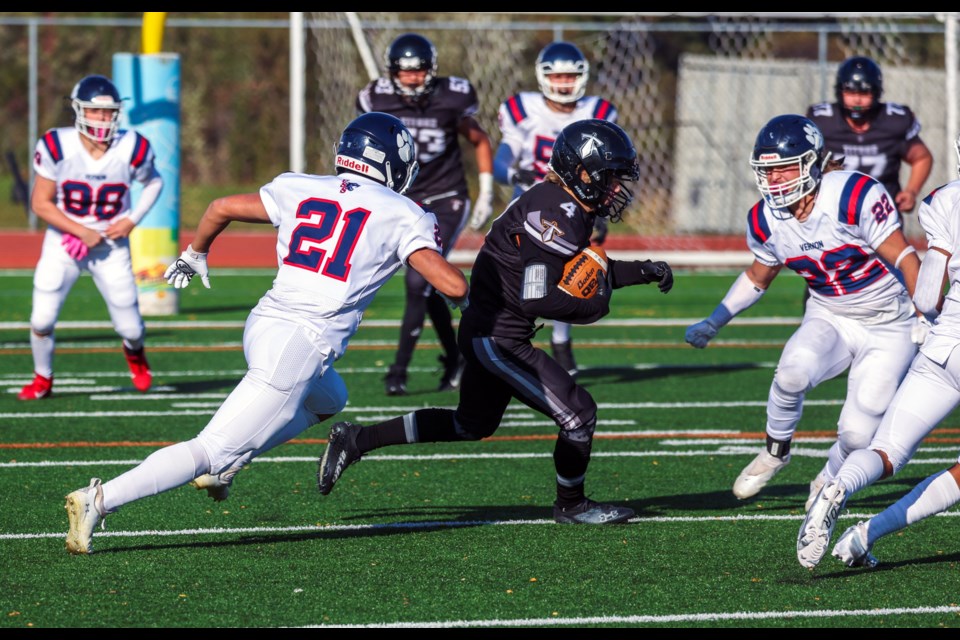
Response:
[[122, 170, 163, 225]]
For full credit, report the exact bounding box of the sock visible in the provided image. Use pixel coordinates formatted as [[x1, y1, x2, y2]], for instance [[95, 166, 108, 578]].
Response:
[[30, 332, 54, 378], [867, 469, 960, 545], [554, 425, 593, 506], [835, 448, 885, 497], [552, 321, 571, 344], [101, 439, 210, 513]]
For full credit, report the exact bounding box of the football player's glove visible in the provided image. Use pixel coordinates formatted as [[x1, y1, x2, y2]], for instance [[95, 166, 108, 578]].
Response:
[[510, 167, 538, 190], [685, 318, 719, 349], [469, 172, 495, 230], [61, 232, 89, 260], [639, 260, 674, 293], [164, 244, 211, 289], [911, 314, 932, 345]]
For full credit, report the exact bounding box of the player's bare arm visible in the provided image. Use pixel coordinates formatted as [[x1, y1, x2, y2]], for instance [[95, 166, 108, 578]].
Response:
[[898, 138, 934, 213], [191, 193, 271, 253], [30, 175, 102, 248], [875, 229, 920, 296], [745, 260, 781, 290], [406, 247, 468, 304]]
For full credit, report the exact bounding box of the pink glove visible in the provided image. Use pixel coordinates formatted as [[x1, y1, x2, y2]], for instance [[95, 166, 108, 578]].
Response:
[[61, 233, 89, 260]]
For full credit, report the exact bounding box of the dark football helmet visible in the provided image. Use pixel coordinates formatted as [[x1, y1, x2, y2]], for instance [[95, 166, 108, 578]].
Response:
[[385, 33, 438, 101], [750, 114, 827, 210], [835, 56, 883, 122], [70, 74, 122, 143], [334, 112, 419, 195], [536, 41, 589, 104], [548, 119, 639, 221]]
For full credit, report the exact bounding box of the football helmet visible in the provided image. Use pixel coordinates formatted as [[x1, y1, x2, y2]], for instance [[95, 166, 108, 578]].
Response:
[[536, 41, 589, 105], [750, 114, 827, 210], [385, 33, 438, 101], [835, 56, 883, 122], [548, 119, 639, 222], [70, 74, 122, 143], [334, 112, 419, 195]]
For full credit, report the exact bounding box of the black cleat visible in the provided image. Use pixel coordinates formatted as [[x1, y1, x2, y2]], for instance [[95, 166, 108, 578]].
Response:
[[553, 498, 634, 524], [437, 354, 466, 392], [384, 365, 407, 396], [551, 340, 577, 376], [317, 421, 363, 495]]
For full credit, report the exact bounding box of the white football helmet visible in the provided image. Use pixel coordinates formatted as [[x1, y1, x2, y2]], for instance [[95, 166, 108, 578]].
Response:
[[535, 42, 589, 105]]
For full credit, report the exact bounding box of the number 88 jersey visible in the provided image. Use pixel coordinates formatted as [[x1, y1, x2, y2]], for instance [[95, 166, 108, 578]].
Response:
[[33, 127, 156, 233], [746, 170, 907, 313]]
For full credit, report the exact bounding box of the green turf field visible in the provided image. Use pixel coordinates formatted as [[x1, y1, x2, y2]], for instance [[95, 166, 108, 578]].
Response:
[[1, 268, 959, 628]]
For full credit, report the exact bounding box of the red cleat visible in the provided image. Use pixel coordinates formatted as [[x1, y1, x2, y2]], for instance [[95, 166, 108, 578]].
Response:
[[18, 373, 53, 401], [123, 345, 152, 392]]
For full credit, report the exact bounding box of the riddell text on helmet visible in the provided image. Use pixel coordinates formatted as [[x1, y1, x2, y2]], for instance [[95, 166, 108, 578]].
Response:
[[336, 156, 371, 174]]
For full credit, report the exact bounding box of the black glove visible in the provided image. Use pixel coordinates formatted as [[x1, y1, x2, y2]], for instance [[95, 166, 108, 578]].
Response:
[[511, 168, 538, 189], [639, 260, 674, 293], [591, 217, 609, 245]]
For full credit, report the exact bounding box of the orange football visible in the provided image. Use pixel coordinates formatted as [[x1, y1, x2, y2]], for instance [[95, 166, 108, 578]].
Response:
[[558, 247, 608, 299]]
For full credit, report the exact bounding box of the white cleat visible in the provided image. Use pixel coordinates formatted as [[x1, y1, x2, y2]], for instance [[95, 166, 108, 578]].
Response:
[[805, 470, 829, 513], [832, 521, 878, 568], [65, 478, 107, 555], [733, 450, 791, 500], [797, 480, 847, 569]]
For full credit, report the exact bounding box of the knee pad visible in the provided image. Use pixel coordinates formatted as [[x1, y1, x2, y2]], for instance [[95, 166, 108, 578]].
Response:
[[836, 427, 873, 455], [772, 365, 811, 396], [855, 376, 900, 418], [113, 317, 145, 343], [560, 421, 596, 445], [453, 415, 496, 441]]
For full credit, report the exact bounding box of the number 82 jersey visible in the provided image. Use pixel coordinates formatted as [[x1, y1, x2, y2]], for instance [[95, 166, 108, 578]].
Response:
[[746, 170, 907, 313]]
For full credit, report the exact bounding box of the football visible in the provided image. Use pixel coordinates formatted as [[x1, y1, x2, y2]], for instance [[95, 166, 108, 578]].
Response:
[[558, 247, 608, 299]]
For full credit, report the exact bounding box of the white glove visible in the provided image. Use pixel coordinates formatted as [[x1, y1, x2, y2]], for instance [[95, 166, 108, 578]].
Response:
[[685, 319, 719, 349], [468, 172, 495, 230], [164, 244, 211, 289], [911, 315, 932, 345]]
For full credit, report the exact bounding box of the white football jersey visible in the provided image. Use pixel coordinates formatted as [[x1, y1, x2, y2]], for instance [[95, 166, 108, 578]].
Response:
[[746, 170, 907, 317], [255, 172, 441, 357], [33, 127, 157, 233], [497, 91, 617, 189], [916, 179, 960, 361]]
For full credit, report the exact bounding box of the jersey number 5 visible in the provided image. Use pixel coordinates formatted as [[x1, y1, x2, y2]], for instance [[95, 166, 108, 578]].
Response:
[[282, 199, 371, 281]]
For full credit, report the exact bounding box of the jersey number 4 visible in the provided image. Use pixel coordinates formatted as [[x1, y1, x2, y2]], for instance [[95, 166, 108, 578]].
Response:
[[282, 199, 371, 281]]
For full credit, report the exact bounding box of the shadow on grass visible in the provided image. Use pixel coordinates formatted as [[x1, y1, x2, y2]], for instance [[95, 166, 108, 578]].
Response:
[[576, 362, 765, 385]]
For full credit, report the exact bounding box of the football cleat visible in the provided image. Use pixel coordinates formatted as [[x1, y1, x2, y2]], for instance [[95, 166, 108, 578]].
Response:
[[384, 365, 407, 396], [805, 469, 829, 512], [437, 353, 466, 392], [65, 477, 108, 555], [732, 450, 791, 500], [551, 340, 577, 377], [18, 372, 53, 401], [317, 421, 363, 496], [190, 466, 243, 503], [797, 480, 847, 569], [832, 521, 878, 568], [553, 498, 634, 524], [123, 344, 152, 393]]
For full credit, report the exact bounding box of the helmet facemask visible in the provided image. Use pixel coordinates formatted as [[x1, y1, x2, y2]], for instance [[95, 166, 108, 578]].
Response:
[[72, 97, 121, 144], [750, 150, 822, 210]]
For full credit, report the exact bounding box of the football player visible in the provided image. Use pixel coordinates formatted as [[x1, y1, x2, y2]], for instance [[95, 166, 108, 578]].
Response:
[[798, 133, 960, 570], [63, 112, 469, 554], [19, 74, 163, 400], [684, 115, 926, 545], [317, 119, 673, 525], [484, 41, 618, 376], [358, 32, 494, 396], [807, 56, 932, 215]]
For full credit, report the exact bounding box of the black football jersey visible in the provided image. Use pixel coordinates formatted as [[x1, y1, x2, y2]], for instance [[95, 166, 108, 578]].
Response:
[[357, 76, 479, 203], [806, 101, 922, 199], [464, 181, 598, 338]]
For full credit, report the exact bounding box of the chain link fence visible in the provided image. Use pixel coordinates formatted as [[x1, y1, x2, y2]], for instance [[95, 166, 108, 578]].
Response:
[[0, 13, 956, 239]]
